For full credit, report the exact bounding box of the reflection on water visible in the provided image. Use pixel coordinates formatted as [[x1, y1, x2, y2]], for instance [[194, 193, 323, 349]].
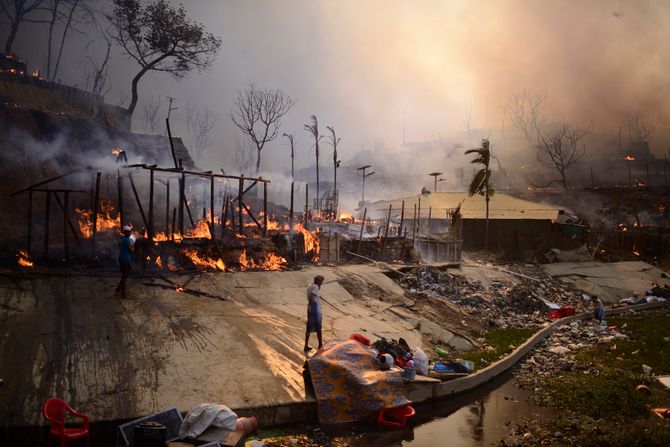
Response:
[[405, 373, 554, 446], [318, 372, 554, 446]]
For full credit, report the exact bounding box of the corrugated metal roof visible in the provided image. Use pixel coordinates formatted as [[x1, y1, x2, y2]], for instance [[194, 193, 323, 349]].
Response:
[[368, 192, 560, 221]]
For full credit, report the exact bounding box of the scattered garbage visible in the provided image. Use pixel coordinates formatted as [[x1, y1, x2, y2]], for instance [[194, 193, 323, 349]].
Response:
[[635, 384, 651, 396], [413, 348, 429, 375], [642, 364, 653, 375]]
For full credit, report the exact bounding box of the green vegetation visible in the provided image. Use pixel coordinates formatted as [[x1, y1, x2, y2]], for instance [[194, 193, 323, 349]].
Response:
[[459, 327, 535, 368], [537, 310, 670, 446]]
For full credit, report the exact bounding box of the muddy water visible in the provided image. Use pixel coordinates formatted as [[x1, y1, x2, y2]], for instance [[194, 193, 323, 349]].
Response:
[[321, 372, 555, 446]]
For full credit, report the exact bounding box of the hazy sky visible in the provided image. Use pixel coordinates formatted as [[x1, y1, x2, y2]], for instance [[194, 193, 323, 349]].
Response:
[[5, 0, 670, 172]]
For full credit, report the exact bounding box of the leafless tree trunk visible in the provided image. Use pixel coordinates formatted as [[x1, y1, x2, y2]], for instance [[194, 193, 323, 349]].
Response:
[[231, 82, 295, 173], [1, 0, 49, 53], [283, 132, 295, 179], [627, 111, 657, 142], [234, 134, 255, 175], [186, 104, 216, 165], [82, 33, 112, 97], [140, 96, 161, 133], [536, 123, 589, 190], [304, 115, 323, 210], [326, 126, 341, 191], [505, 90, 546, 148]]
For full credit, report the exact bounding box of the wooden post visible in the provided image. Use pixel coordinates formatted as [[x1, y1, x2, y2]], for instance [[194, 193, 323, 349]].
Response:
[[220, 194, 228, 237], [128, 172, 149, 229], [305, 184, 309, 223], [179, 172, 185, 236], [27, 189, 32, 255], [210, 176, 215, 235], [44, 191, 51, 256], [238, 176, 244, 234], [263, 182, 268, 236], [171, 208, 176, 241], [117, 171, 124, 227], [229, 198, 237, 234], [357, 207, 367, 253], [412, 203, 417, 244], [148, 168, 154, 240], [417, 197, 421, 236], [399, 200, 405, 239], [165, 180, 170, 234], [92, 172, 101, 253], [379, 204, 392, 257], [166, 118, 179, 168], [63, 191, 69, 259], [289, 181, 294, 230]]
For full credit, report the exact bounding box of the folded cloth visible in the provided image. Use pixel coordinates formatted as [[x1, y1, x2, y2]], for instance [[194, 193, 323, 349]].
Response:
[[178, 403, 237, 439]]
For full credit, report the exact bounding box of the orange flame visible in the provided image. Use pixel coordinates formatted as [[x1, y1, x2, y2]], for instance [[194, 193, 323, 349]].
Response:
[[17, 250, 33, 267], [625, 155, 635, 161], [238, 249, 287, 271], [184, 249, 226, 271], [75, 200, 119, 238], [294, 223, 320, 260], [155, 257, 164, 269], [112, 148, 122, 156]]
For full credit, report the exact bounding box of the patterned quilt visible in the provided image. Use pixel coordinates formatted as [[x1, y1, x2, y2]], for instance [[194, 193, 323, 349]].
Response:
[[307, 338, 409, 424]]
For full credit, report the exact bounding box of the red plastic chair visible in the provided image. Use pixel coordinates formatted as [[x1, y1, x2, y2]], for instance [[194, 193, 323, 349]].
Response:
[[43, 398, 90, 447]]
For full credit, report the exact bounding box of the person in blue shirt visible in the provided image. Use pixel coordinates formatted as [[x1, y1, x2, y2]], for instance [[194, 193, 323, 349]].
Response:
[[115, 225, 134, 298]]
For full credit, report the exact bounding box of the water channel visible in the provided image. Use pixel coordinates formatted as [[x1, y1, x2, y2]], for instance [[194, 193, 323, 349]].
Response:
[[297, 371, 555, 446]]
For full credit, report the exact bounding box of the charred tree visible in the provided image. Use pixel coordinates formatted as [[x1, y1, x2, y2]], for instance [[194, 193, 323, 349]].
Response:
[[231, 83, 294, 174], [304, 115, 323, 210], [1, 0, 48, 53], [505, 90, 546, 148], [536, 123, 589, 190]]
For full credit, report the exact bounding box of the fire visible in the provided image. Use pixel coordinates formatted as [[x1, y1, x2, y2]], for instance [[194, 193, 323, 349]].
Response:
[[183, 249, 226, 271], [625, 155, 635, 161], [153, 232, 170, 242], [75, 200, 119, 238], [238, 249, 287, 271], [338, 212, 353, 221], [266, 219, 289, 231], [112, 148, 122, 155], [155, 257, 164, 268], [17, 250, 33, 267], [294, 223, 320, 256], [189, 218, 211, 239]]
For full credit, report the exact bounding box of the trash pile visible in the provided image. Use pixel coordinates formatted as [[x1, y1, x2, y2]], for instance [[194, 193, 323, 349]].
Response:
[[397, 266, 590, 329], [515, 320, 630, 383]]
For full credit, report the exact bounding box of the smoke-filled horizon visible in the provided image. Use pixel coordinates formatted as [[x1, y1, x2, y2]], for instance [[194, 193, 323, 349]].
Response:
[[3, 0, 670, 183]]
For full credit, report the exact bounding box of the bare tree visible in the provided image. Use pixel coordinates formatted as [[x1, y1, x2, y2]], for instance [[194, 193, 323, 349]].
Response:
[[536, 123, 589, 190], [45, 0, 93, 80], [231, 83, 295, 173], [82, 32, 112, 97], [627, 111, 657, 142], [107, 0, 221, 122], [283, 132, 295, 180], [140, 96, 161, 133], [326, 125, 341, 191], [1, 0, 49, 53], [505, 90, 546, 147], [304, 115, 323, 209], [186, 104, 216, 165]]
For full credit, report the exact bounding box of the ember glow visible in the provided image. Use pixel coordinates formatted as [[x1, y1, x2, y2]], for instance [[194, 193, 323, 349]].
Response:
[[184, 249, 226, 271], [17, 250, 33, 267], [238, 249, 287, 271], [111, 148, 123, 155], [294, 223, 320, 257], [625, 155, 635, 161], [75, 200, 119, 238]]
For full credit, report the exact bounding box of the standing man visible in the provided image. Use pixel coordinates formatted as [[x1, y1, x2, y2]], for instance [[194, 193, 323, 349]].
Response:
[[115, 225, 135, 298], [304, 275, 324, 352]]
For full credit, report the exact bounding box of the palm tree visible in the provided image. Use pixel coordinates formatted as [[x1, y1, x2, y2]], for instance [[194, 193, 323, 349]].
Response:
[[304, 116, 323, 210], [465, 139, 494, 249]]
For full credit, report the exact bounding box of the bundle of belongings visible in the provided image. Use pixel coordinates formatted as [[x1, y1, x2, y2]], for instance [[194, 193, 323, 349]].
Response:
[[306, 338, 410, 424]]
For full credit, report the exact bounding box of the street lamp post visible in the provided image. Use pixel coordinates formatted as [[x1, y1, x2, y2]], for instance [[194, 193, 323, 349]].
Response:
[[357, 165, 375, 204], [429, 172, 444, 192]]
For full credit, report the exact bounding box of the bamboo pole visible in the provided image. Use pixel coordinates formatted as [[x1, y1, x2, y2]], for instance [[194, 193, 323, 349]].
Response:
[[289, 181, 294, 230], [63, 192, 69, 259], [92, 172, 101, 253], [27, 190, 32, 255], [148, 168, 154, 240], [263, 182, 268, 236], [417, 197, 421, 236], [52, 192, 82, 247], [238, 176, 244, 234], [379, 204, 392, 257], [171, 208, 176, 241], [210, 176, 215, 235], [117, 171, 124, 227], [44, 191, 51, 256], [128, 172, 149, 229], [165, 180, 170, 234], [357, 207, 367, 253], [179, 172, 185, 236], [399, 200, 405, 239]]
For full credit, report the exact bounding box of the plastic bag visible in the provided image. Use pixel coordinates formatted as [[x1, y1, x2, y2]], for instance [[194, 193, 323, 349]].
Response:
[[413, 347, 429, 375]]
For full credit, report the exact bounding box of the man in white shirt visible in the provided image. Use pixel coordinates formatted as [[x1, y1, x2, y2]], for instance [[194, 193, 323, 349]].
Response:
[[304, 275, 324, 352]]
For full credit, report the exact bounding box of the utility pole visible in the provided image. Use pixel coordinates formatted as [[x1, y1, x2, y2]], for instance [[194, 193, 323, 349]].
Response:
[[429, 172, 444, 192], [166, 96, 178, 121], [357, 165, 375, 204]]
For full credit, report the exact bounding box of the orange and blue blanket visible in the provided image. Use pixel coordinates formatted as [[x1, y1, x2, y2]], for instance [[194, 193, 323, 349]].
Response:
[[307, 338, 409, 423]]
